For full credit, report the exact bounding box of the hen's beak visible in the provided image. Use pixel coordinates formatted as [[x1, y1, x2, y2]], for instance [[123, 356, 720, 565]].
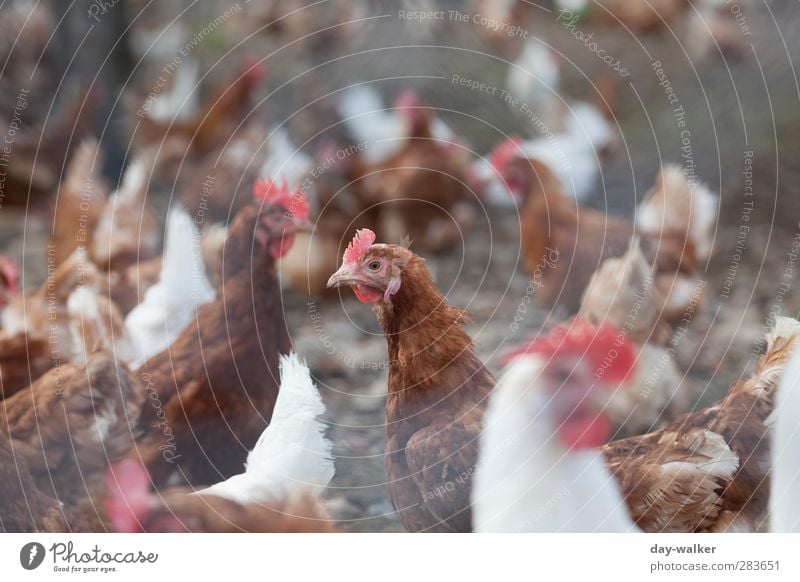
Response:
[[327, 265, 356, 289]]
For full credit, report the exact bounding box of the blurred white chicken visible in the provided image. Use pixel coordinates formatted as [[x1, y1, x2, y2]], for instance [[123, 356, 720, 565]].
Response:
[[146, 55, 200, 122], [505, 38, 562, 134], [197, 352, 335, 504], [260, 126, 314, 189], [770, 337, 800, 532], [125, 204, 215, 367], [473, 324, 638, 532], [476, 41, 615, 206], [337, 84, 455, 166]]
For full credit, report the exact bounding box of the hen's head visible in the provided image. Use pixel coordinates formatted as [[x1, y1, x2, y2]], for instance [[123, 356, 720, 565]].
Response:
[[394, 89, 430, 136], [251, 178, 311, 259], [489, 137, 532, 199], [503, 321, 635, 450], [326, 229, 413, 304], [0, 256, 19, 308]]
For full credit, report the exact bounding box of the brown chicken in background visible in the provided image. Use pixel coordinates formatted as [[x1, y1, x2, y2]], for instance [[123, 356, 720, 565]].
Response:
[[49, 139, 109, 267], [1, 249, 96, 397], [90, 156, 160, 273], [0, 87, 98, 208], [0, 432, 86, 533], [327, 229, 494, 532], [134, 58, 265, 158], [0, 248, 136, 397], [134, 180, 308, 486], [579, 242, 693, 436], [278, 137, 379, 296], [604, 316, 800, 532], [0, 351, 143, 505], [491, 151, 718, 315], [356, 91, 474, 252]]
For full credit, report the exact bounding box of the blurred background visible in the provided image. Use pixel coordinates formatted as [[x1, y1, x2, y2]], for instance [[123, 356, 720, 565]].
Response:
[[1, 0, 799, 531]]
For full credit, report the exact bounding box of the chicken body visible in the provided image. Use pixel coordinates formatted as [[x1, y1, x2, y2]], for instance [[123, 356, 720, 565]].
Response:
[[604, 317, 800, 532], [328, 237, 494, 531], [509, 159, 713, 315], [0, 432, 85, 532], [134, 204, 291, 486], [1, 351, 143, 505]]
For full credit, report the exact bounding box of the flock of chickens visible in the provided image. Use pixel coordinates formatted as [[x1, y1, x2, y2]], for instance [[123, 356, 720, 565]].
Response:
[[1, 0, 798, 535]]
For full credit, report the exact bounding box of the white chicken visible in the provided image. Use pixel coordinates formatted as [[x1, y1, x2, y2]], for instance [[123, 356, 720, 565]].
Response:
[[260, 126, 314, 189], [337, 84, 456, 166], [473, 323, 638, 532], [770, 335, 800, 532]]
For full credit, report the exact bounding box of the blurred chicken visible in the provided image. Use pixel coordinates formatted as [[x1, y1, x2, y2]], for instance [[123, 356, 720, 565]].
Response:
[[1, 249, 96, 397], [0, 432, 85, 532], [580, 240, 669, 344], [579, 242, 692, 435], [0, 249, 136, 397], [90, 156, 160, 273], [770, 327, 800, 532], [0, 351, 143, 504], [477, 317, 800, 532], [636, 165, 719, 321], [482, 103, 614, 207], [105, 353, 334, 532], [134, 180, 309, 486], [340, 87, 474, 252], [490, 155, 718, 313], [125, 205, 215, 367], [134, 58, 265, 157], [0, 87, 97, 208], [505, 39, 563, 135], [49, 139, 109, 267], [474, 323, 639, 532], [277, 137, 377, 296], [604, 316, 800, 532]]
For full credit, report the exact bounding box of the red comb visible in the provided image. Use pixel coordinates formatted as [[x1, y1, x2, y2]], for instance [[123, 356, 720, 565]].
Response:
[[0, 257, 19, 294], [342, 228, 376, 266], [242, 55, 267, 85], [252, 178, 309, 220], [502, 320, 635, 383], [103, 459, 151, 533], [394, 89, 421, 110], [490, 136, 523, 171]]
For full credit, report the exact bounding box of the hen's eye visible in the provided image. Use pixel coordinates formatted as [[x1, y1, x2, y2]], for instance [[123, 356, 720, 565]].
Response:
[[368, 260, 381, 271]]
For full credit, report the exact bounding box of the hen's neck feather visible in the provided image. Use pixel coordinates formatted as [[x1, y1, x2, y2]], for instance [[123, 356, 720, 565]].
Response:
[[375, 257, 491, 397]]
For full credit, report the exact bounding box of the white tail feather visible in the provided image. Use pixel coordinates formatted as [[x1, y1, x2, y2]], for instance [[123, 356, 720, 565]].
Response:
[[337, 85, 406, 165], [260, 127, 313, 189], [197, 352, 334, 504], [771, 332, 800, 531], [125, 204, 215, 365]]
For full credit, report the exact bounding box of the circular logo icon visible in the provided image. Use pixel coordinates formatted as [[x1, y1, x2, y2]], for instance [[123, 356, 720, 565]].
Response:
[[19, 542, 46, 570]]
